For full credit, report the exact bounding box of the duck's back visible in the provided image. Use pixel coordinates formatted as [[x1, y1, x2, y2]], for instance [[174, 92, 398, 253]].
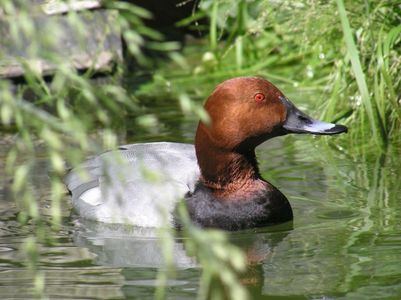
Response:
[[64, 142, 200, 227]]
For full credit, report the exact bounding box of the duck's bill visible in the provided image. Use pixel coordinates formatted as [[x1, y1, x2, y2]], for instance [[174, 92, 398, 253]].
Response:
[[281, 97, 348, 135]]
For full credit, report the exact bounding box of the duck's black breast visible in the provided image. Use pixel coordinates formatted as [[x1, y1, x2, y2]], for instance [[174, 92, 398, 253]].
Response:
[[176, 182, 293, 231]]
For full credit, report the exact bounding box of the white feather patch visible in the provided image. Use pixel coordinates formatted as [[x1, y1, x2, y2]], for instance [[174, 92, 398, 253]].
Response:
[[79, 187, 103, 206]]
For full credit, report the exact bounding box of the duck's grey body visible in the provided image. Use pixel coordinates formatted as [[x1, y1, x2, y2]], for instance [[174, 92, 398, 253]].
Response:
[[64, 142, 200, 227]]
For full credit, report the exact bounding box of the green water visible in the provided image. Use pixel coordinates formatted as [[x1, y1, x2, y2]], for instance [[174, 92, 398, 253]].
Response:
[[1, 81, 401, 299]]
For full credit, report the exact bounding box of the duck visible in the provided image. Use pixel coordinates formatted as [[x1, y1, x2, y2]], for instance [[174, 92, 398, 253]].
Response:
[[64, 77, 347, 230]]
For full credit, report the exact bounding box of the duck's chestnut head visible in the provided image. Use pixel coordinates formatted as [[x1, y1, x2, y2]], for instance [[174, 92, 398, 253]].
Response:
[[197, 77, 347, 151]]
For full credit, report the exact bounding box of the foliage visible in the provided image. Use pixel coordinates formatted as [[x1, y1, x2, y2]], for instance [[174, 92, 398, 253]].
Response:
[[0, 0, 150, 296], [179, 0, 401, 155], [0, 1, 246, 299], [328, 0, 401, 153]]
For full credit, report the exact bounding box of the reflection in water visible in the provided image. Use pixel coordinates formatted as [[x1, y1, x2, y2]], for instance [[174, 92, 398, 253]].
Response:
[[73, 219, 196, 268], [73, 219, 293, 269], [73, 218, 293, 299]]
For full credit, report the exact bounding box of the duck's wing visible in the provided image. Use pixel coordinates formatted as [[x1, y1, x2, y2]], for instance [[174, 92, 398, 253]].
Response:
[[63, 142, 200, 227]]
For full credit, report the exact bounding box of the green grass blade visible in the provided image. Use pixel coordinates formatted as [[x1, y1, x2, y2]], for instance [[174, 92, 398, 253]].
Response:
[[210, 1, 218, 50], [336, 0, 385, 148]]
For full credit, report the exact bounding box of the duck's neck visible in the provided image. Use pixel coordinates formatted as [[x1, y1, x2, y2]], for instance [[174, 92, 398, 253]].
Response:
[[195, 127, 267, 200]]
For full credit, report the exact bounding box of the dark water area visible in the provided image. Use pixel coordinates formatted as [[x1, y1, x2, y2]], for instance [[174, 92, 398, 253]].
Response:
[[1, 82, 401, 299]]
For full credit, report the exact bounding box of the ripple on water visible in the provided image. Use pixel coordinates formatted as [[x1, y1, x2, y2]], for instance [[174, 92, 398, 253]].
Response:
[[0, 246, 14, 252], [125, 279, 189, 287], [317, 209, 360, 220]]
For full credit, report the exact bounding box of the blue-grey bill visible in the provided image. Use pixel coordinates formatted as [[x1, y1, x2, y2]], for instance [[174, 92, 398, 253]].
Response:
[[280, 97, 348, 135]]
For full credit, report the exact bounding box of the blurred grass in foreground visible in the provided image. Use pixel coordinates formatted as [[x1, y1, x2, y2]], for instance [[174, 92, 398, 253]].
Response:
[[0, 1, 248, 299]]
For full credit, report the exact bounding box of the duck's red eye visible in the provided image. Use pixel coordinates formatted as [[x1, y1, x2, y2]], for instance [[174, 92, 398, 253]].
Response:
[[254, 93, 265, 102]]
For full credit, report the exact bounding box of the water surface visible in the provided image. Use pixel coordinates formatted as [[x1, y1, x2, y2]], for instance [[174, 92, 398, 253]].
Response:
[[1, 82, 401, 299]]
